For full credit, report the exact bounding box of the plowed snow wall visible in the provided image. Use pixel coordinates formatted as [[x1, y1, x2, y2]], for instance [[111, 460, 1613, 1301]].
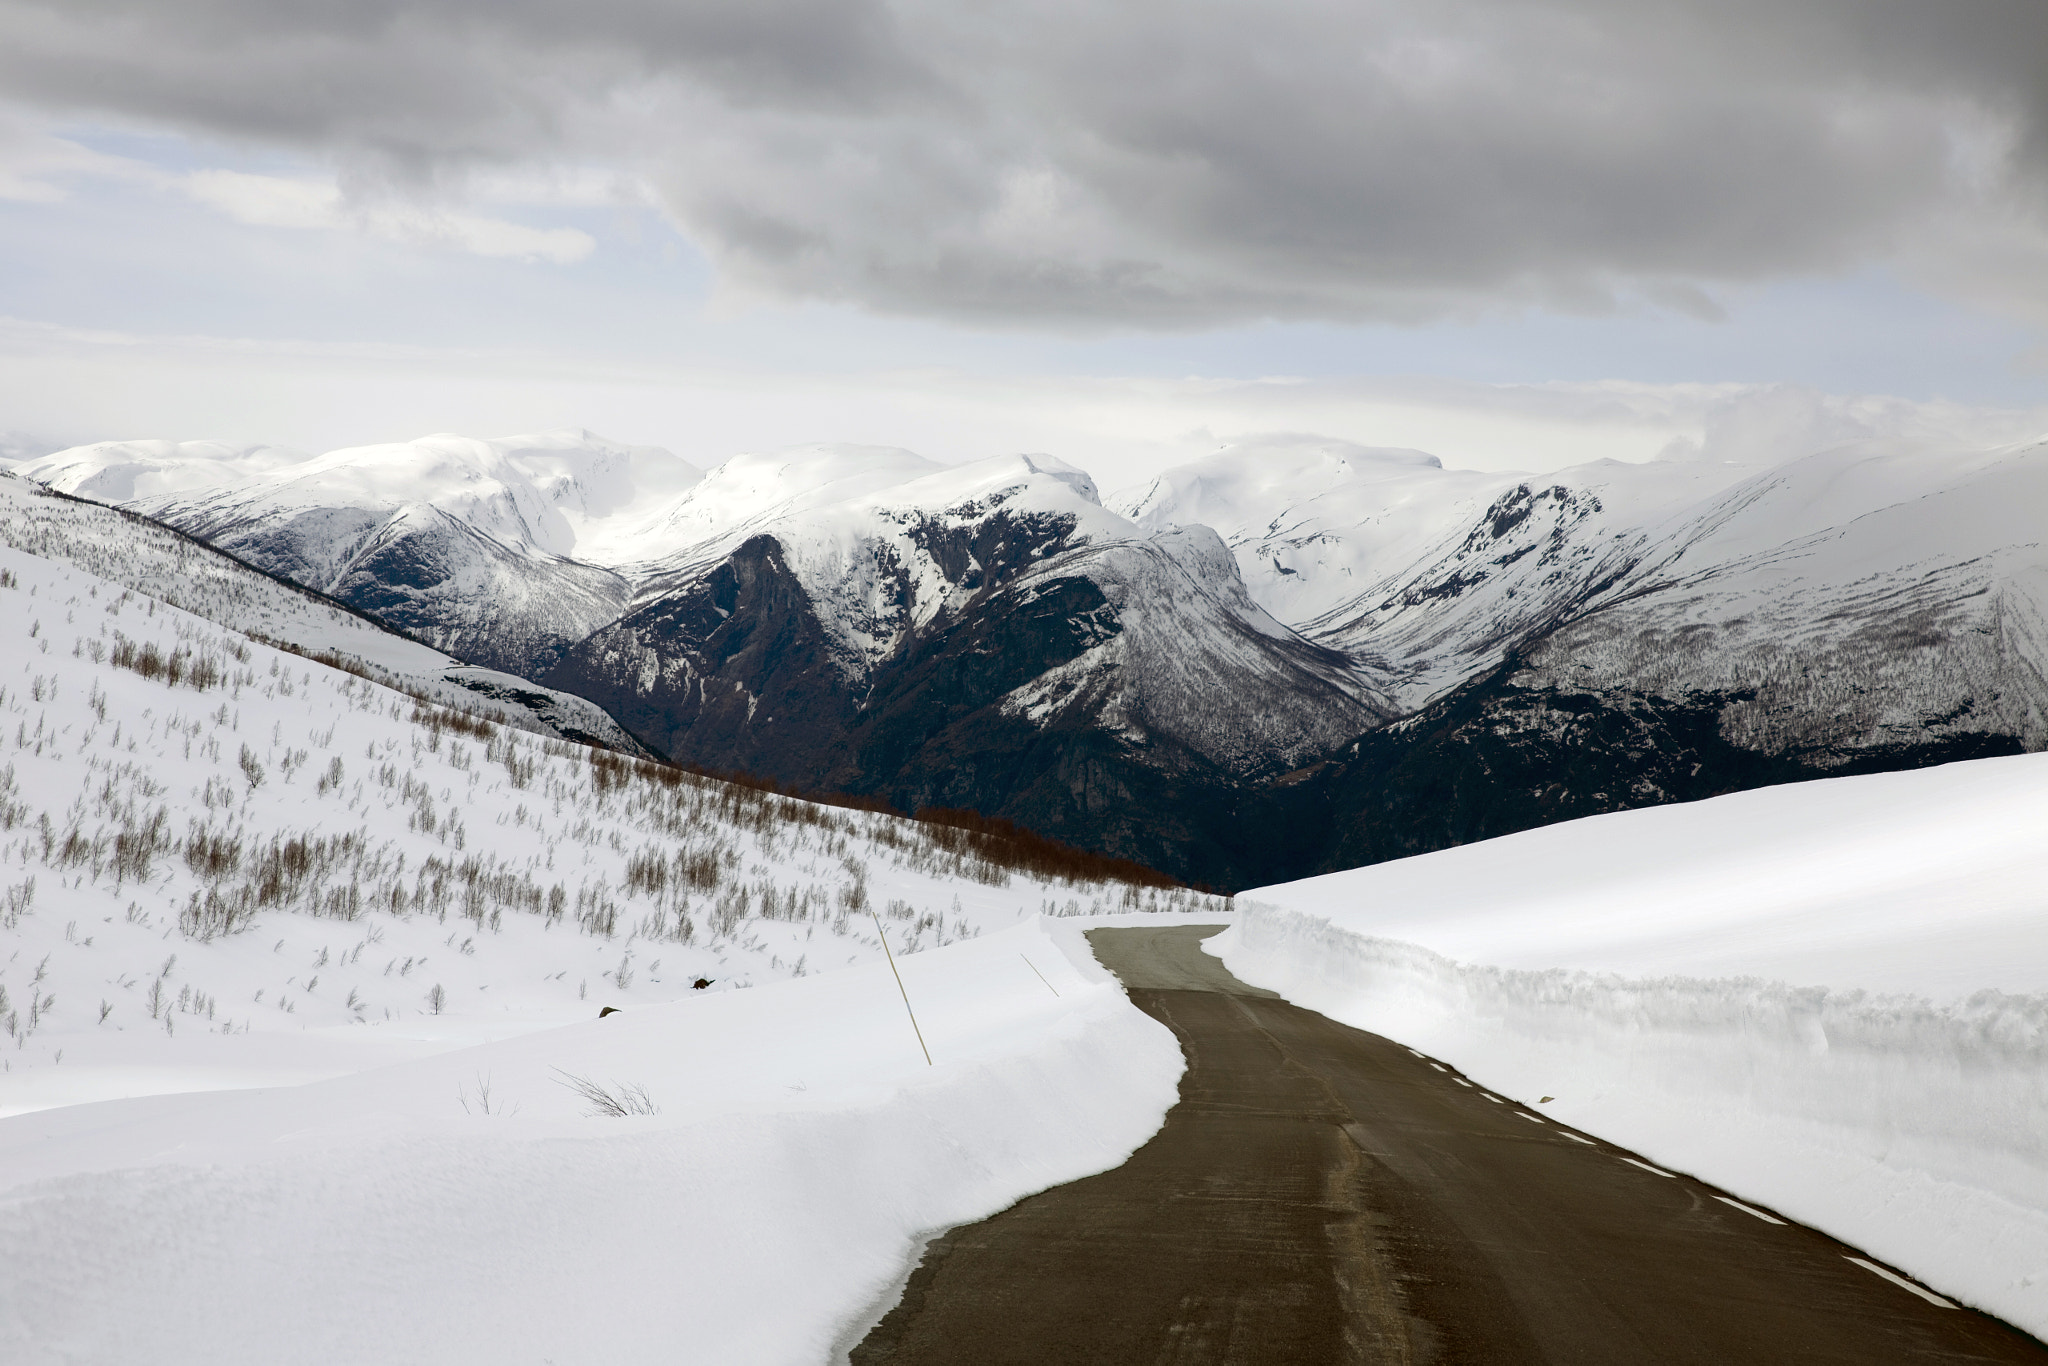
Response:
[[1214, 903, 2048, 1339]]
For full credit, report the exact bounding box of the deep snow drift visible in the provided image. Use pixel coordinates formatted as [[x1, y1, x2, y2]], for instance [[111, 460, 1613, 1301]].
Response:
[[0, 918, 1185, 1365], [1213, 754, 2048, 1338]]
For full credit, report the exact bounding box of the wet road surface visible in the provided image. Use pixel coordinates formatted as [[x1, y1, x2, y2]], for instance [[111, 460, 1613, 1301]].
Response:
[[849, 924, 2048, 1364]]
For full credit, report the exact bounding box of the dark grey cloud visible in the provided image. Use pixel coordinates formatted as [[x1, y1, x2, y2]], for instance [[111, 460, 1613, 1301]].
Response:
[[2, 0, 2043, 326]]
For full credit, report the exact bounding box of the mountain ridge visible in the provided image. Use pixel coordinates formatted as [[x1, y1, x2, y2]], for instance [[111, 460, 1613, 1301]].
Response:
[[11, 426, 2045, 889]]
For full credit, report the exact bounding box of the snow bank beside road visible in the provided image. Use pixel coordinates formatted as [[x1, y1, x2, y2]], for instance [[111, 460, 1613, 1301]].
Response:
[[0, 919, 1182, 1366], [1213, 754, 2048, 1339]]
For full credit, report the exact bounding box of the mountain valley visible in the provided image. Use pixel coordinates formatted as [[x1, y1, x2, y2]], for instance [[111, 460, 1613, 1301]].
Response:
[[13, 427, 2045, 889]]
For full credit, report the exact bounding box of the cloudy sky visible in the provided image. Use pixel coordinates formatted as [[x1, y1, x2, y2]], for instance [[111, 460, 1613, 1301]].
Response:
[[2, 0, 2046, 480]]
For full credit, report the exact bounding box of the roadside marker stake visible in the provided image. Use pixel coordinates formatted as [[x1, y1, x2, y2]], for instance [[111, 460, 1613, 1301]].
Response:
[[1714, 1196, 1786, 1225], [871, 910, 932, 1066], [1846, 1257, 1957, 1309], [1020, 954, 1060, 996]]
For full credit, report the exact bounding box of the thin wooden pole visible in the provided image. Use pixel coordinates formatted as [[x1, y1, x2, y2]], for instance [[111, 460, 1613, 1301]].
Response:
[[1020, 954, 1059, 996], [871, 910, 932, 1066]]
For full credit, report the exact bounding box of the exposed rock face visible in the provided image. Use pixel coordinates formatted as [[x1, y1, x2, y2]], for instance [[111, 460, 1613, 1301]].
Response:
[[305, 505, 630, 676], [546, 460, 1393, 885], [1303, 661, 2028, 878]]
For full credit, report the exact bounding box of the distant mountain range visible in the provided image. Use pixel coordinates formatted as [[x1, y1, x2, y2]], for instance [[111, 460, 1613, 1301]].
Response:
[[14, 426, 2045, 888]]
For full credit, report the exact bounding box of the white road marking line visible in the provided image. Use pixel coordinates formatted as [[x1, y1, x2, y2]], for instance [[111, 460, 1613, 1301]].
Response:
[[1430, 1063, 1447, 1072], [1846, 1257, 1957, 1309], [1621, 1157, 1678, 1178], [1407, 1048, 1424, 1058], [1714, 1196, 1785, 1225], [1516, 1112, 1545, 1124], [1453, 1078, 1472, 1088], [1482, 1093, 1504, 1103], [1561, 1133, 1596, 1145]]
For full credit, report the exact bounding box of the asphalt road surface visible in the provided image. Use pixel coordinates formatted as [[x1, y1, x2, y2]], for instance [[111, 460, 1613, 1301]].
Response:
[[849, 924, 2048, 1365]]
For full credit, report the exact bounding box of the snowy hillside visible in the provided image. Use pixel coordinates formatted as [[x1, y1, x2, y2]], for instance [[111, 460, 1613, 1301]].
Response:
[[0, 917, 1186, 1365], [1117, 432, 2048, 727], [27, 430, 701, 675], [9, 438, 309, 503], [591, 441, 948, 567], [1520, 438, 2048, 761], [1216, 753, 2048, 1339], [0, 472, 643, 753], [1114, 433, 1768, 705], [0, 524, 1220, 1118]]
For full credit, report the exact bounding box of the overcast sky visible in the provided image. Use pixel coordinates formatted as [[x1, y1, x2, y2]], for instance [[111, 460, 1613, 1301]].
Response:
[[2, 0, 2046, 480]]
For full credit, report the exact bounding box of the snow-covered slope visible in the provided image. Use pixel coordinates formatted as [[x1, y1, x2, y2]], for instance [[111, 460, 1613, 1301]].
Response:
[[11, 438, 308, 503], [0, 918, 1184, 1366], [44, 430, 699, 674], [588, 441, 948, 568], [0, 522, 1221, 1116], [1519, 438, 2048, 761], [0, 472, 643, 752], [1114, 433, 1766, 705], [1216, 753, 2048, 1340]]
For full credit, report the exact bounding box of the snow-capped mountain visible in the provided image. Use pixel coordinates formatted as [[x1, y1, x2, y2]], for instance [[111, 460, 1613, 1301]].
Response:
[[1166, 435, 2048, 875], [1525, 438, 2048, 760], [11, 437, 309, 502], [1113, 433, 1768, 706], [13, 423, 2048, 888], [32, 430, 701, 676], [546, 453, 1394, 883], [0, 472, 646, 753]]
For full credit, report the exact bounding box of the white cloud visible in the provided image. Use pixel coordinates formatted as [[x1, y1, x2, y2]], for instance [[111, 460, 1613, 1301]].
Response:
[[183, 167, 337, 228], [182, 167, 595, 263], [3, 313, 2041, 492]]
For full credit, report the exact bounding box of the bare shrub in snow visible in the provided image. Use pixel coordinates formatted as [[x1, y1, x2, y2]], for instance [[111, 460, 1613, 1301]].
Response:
[[554, 1070, 659, 1117]]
